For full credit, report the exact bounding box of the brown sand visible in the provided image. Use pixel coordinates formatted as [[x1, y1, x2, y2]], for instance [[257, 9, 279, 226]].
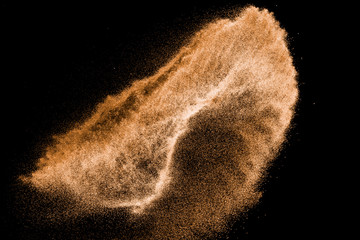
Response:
[[21, 6, 298, 239]]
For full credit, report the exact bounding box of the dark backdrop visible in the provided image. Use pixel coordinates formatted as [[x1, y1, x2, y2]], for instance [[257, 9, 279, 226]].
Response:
[[2, 1, 327, 239]]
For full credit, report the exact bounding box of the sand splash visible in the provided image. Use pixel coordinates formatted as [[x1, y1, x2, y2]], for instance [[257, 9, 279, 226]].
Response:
[[21, 6, 298, 239]]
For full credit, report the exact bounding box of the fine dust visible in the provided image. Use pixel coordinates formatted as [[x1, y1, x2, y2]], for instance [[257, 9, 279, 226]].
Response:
[[20, 6, 298, 239]]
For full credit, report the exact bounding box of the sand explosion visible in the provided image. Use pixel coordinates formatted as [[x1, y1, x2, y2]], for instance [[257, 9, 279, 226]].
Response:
[[21, 6, 298, 239]]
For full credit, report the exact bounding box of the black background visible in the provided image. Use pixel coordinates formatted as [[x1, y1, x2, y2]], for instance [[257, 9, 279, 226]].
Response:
[[2, 0, 330, 239]]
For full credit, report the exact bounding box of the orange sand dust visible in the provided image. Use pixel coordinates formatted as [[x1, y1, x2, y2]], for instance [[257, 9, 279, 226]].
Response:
[[21, 6, 298, 239]]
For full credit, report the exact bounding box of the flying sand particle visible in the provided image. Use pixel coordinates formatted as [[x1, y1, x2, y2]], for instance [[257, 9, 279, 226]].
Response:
[[20, 6, 298, 239]]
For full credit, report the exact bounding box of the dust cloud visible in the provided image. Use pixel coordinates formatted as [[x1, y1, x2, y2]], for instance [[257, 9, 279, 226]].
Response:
[[20, 6, 298, 239]]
